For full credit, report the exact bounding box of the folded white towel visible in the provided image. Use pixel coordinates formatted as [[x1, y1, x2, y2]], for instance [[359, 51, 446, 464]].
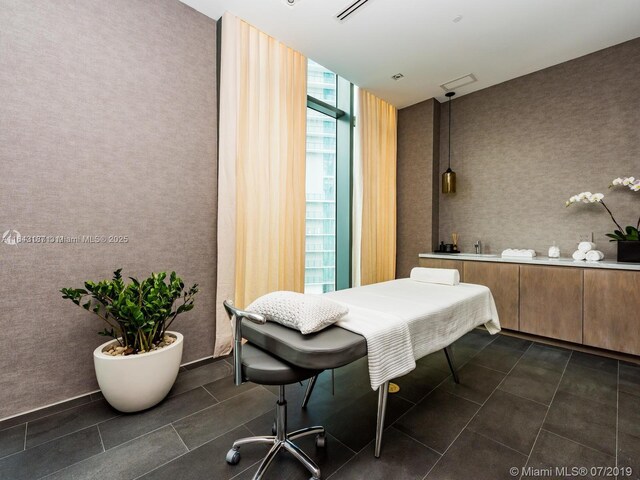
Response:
[[572, 250, 586, 261], [585, 250, 604, 261], [578, 241, 596, 253], [410, 267, 460, 286], [501, 249, 536, 258]]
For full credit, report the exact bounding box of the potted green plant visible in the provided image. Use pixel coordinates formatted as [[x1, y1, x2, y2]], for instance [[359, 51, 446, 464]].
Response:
[[566, 176, 640, 263], [61, 269, 198, 412]]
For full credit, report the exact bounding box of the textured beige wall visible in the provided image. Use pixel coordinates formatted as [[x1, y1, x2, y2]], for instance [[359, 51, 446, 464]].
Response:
[[396, 99, 440, 278], [0, 0, 218, 419], [438, 38, 640, 258]]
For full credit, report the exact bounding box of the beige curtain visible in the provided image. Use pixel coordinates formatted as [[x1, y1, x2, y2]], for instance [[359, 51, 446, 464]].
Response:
[[354, 88, 398, 286], [215, 13, 307, 355]]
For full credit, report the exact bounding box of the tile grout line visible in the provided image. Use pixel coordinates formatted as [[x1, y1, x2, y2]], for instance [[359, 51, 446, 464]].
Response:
[[471, 427, 532, 457], [129, 426, 260, 480], [518, 349, 573, 480], [494, 388, 552, 408], [57, 383, 276, 471], [37, 450, 107, 480], [170, 424, 190, 452], [390, 425, 444, 457], [38, 424, 178, 480], [388, 335, 501, 428], [96, 424, 105, 453], [31, 382, 270, 477], [228, 460, 268, 480], [19, 411, 122, 453], [539, 428, 616, 458], [0, 422, 111, 464], [113, 389, 277, 456], [132, 385, 274, 442], [203, 383, 265, 404], [202, 385, 220, 403], [420, 341, 534, 479], [1, 397, 99, 433], [177, 396, 282, 453], [23, 422, 27, 452]]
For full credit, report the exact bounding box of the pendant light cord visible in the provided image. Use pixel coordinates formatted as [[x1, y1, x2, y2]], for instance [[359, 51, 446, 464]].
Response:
[[448, 94, 452, 169]]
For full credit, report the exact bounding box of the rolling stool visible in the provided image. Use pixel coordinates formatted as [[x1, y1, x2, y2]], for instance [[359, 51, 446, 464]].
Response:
[[223, 300, 326, 480]]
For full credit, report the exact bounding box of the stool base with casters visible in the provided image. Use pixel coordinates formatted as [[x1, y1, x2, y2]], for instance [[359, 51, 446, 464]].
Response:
[[226, 385, 325, 480]]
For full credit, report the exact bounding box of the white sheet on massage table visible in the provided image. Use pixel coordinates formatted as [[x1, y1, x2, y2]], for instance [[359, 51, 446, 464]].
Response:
[[324, 278, 501, 390]]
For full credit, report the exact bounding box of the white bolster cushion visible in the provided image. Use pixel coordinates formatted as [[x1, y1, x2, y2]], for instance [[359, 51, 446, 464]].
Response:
[[247, 291, 349, 335], [410, 267, 460, 286]]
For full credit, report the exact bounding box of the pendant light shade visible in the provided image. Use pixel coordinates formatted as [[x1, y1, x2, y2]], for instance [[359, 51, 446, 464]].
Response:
[[442, 167, 456, 194], [442, 91, 457, 194]]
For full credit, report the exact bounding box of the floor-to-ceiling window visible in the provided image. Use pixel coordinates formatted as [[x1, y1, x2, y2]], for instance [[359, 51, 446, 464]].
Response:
[[304, 60, 352, 294]]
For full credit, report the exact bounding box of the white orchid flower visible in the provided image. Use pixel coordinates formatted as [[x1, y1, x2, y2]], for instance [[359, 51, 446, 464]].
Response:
[[566, 191, 605, 205], [611, 176, 640, 192]]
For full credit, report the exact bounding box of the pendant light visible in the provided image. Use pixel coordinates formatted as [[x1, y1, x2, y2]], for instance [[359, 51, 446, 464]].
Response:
[[442, 91, 457, 194]]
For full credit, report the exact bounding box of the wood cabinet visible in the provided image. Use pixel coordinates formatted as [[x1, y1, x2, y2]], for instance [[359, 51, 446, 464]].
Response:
[[418, 258, 464, 281], [417, 256, 640, 357], [519, 265, 583, 344], [464, 261, 520, 330], [584, 270, 640, 356]]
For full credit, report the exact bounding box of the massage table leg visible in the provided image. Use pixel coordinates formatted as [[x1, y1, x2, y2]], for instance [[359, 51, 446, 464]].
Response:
[[301, 374, 319, 408], [444, 346, 460, 384], [374, 380, 389, 458], [302, 347, 459, 458]]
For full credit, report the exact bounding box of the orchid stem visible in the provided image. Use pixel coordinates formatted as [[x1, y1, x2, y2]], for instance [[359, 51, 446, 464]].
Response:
[[600, 201, 624, 233]]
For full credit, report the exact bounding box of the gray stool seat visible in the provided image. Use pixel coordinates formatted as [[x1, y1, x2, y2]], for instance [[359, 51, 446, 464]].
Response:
[[241, 343, 320, 385], [242, 320, 367, 370]]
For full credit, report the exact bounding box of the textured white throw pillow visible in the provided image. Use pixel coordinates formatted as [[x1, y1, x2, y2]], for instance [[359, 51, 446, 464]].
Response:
[[246, 291, 349, 334]]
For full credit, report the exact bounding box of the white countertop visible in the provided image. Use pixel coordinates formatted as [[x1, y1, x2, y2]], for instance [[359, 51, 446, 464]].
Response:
[[419, 252, 640, 271]]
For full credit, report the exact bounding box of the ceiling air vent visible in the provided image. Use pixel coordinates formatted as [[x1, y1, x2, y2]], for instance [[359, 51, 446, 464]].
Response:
[[440, 74, 478, 92], [335, 0, 371, 22]]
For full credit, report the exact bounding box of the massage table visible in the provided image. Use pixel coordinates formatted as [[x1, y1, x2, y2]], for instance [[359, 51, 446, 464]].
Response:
[[242, 278, 500, 457]]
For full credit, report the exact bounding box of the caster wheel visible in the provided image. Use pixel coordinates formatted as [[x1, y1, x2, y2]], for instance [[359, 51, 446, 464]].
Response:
[[315, 434, 326, 448], [271, 422, 277, 435], [226, 448, 241, 465]]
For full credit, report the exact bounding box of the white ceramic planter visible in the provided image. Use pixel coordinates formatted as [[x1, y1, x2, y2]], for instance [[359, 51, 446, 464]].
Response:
[[93, 331, 183, 412]]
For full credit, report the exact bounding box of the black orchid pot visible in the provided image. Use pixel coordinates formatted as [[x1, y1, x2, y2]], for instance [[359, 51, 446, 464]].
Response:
[[617, 241, 640, 263]]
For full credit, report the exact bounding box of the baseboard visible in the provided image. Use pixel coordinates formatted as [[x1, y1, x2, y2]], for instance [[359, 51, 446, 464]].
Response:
[[498, 328, 640, 365], [0, 353, 232, 426]]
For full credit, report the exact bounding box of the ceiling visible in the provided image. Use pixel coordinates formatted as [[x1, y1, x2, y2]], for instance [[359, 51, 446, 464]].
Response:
[[179, 0, 640, 108]]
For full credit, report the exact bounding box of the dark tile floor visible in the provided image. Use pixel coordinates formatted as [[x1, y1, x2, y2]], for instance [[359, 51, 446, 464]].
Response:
[[1, 329, 639, 480]]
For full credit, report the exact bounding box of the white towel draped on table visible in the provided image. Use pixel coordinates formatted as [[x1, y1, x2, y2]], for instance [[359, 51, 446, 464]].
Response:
[[325, 278, 501, 390]]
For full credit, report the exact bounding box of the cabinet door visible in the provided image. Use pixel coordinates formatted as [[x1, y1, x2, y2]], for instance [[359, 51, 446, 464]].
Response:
[[519, 265, 583, 343], [584, 270, 640, 355], [464, 262, 520, 330], [417, 258, 464, 281]]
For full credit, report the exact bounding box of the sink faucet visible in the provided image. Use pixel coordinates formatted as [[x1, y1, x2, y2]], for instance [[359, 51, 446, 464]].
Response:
[[474, 240, 482, 254]]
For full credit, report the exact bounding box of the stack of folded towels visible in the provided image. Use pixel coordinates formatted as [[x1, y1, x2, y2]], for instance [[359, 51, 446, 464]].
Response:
[[572, 242, 604, 262], [501, 249, 537, 258]]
